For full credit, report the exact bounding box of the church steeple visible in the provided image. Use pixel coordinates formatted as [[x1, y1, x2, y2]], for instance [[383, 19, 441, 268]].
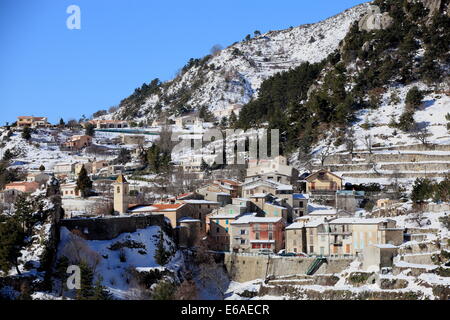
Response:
[[113, 174, 129, 214]]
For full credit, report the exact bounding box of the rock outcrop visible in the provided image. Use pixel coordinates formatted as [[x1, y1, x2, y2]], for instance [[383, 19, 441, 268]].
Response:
[[358, 5, 394, 32]]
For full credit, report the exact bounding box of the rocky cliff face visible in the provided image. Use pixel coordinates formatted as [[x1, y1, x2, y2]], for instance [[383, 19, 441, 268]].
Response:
[[358, 5, 394, 31]]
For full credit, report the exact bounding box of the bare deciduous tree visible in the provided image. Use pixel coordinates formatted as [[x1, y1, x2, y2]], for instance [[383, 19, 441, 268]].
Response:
[[363, 134, 374, 154], [411, 125, 431, 147], [60, 232, 102, 272]]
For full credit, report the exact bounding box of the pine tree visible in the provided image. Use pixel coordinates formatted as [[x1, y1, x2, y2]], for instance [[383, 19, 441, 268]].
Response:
[[91, 276, 113, 300], [229, 112, 238, 128], [152, 281, 176, 300], [200, 158, 210, 172], [2, 149, 13, 161], [85, 123, 95, 137], [76, 165, 93, 198], [405, 87, 424, 109], [59, 118, 65, 127], [411, 178, 435, 203], [13, 194, 34, 232], [39, 165, 45, 172], [76, 261, 94, 300], [22, 126, 31, 141], [55, 256, 70, 295], [0, 219, 25, 275], [154, 231, 170, 265]]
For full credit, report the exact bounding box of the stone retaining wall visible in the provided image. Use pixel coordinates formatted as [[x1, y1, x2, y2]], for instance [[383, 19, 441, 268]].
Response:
[[224, 253, 352, 283], [60, 214, 165, 240]]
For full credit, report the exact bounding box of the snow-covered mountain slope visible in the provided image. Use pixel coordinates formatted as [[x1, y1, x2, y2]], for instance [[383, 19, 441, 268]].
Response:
[[113, 3, 369, 121]]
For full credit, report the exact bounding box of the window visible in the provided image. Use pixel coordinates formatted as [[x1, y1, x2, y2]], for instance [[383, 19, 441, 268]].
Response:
[[117, 187, 121, 193], [309, 246, 314, 253], [255, 232, 260, 240], [268, 224, 273, 231], [226, 220, 229, 225], [268, 232, 273, 240], [216, 227, 220, 233], [225, 227, 229, 233], [294, 248, 297, 253], [240, 229, 246, 235], [240, 239, 246, 245], [254, 224, 260, 231], [299, 201, 304, 208]]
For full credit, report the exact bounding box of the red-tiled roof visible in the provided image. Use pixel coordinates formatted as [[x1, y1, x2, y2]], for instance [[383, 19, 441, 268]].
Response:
[[151, 203, 184, 211]]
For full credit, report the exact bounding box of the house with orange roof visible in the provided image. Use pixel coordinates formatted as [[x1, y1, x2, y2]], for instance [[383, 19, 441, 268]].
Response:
[[4, 181, 40, 193], [63, 135, 92, 151], [17, 116, 49, 128]]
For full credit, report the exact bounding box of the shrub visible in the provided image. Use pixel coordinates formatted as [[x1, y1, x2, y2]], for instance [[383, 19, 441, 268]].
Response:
[[152, 281, 176, 300]]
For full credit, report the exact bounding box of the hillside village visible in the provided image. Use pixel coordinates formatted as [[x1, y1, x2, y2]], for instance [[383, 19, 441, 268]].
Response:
[[0, 0, 449, 301]]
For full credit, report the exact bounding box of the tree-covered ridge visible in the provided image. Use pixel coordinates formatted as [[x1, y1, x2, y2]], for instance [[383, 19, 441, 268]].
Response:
[[117, 79, 162, 120], [236, 0, 450, 155]]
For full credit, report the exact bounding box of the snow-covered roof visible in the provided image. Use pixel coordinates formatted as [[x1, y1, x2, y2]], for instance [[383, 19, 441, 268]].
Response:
[[231, 215, 282, 224], [179, 217, 201, 223], [181, 200, 219, 205], [286, 222, 305, 230], [250, 240, 275, 244], [373, 244, 398, 249], [329, 217, 392, 225]]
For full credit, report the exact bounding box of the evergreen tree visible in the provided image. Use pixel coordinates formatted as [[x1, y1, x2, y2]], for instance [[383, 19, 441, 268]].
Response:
[[198, 105, 215, 122], [152, 281, 176, 300], [76, 261, 94, 300], [85, 123, 96, 137], [411, 178, 435, 203], [405, 87, 424, 109], [76, 165, 93, 198], [397, 111, 416, 132], [154, 231, 170, 266], [0, 219, 25, 275], [228, 112, 238, 128], [39, 164, 45, 172], [22, 126, 31, 141], [55, 256, 70, 295], [220, 116, 228, 128], [91, 276, 113, 300], [2, 149, 13, 161], [13, 194, 34, 232], [59, 118, 65, 127], [115, 148, 131, 165], [200, 158, 210, 172]]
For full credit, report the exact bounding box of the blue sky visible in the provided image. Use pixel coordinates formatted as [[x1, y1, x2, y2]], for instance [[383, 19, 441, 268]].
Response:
[[0, 0, 367, 125]]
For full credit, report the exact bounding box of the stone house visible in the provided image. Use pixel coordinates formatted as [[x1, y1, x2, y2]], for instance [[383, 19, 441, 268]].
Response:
[[61, 182, 81, 198], [26, 172, 50, 186], [17, 116, 49, 128], [285, 222, 307, 254], [63, 135, 93, 150], [230, 213, 257, 253], [53, 162, 76, 175], [305, 169, 343, 206], [246, 155, 298, 185], [293, 193, 309, 219], [87, 120, 129, 129], [4, 181, 40, 193]]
